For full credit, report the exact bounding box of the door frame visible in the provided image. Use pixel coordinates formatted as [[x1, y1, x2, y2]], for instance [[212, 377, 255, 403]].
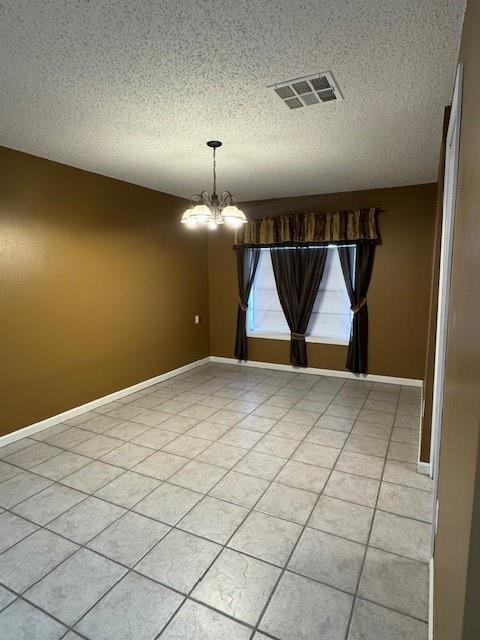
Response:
[[430, 62, 463, 537]]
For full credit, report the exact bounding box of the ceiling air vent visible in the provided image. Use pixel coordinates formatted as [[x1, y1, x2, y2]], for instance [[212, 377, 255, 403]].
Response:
[[270, 71, 343, 109]]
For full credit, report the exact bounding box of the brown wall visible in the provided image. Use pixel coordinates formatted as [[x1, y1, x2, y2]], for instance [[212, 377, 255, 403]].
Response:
[[209, 184, 437, 380], [0, 155, 439, 438], [434, 1, 480, 638], [0, 146, 210, 437]]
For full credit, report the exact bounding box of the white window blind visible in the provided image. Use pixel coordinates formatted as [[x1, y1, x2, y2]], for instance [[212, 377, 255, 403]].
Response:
[[247, 246, 353, 344]]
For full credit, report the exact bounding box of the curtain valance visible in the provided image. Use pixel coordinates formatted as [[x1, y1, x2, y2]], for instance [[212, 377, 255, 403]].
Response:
[[234, 208, 379, 247]]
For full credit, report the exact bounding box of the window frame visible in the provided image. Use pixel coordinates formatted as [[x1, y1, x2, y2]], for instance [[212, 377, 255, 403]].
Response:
[[246, 245, 353, 347]]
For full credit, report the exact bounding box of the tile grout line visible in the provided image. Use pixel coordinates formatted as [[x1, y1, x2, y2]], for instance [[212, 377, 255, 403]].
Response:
[[1, 369, 422, 472], [0, 424, 429, 501], [151, 371, 342, 638], [1, 390, 427, 545], [248, 376, 363, 640], [0, 380, 253, 638], [343, 380, 405, 638], [0, 451, 191, 639], [0, 470, 433, 579], [3, 382, 422, 636], [0, 365, 323, 531], [0, 365, 301, 638], [1, 408, 286, 561], [0, 365, 427, 638], [70, 366, 309, 639], [252, 376, 389, 639], [151, 370, 320, 639]]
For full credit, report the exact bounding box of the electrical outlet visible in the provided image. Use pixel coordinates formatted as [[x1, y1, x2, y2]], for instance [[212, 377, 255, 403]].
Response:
[[194, 315, 201, 325]]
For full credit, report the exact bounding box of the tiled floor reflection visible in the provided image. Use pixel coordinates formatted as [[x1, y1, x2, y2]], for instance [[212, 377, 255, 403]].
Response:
[[0, 363, 431, 639]]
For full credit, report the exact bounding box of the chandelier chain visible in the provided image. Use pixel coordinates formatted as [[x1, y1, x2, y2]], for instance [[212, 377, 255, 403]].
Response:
[[212, 146, 217, 195]]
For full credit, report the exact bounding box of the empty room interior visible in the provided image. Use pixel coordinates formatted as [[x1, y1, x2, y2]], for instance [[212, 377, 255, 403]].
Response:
[[1, 1, 479, 639]]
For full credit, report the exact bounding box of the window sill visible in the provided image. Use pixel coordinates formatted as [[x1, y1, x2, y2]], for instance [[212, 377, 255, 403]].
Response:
[[247, 331, 349, 346]]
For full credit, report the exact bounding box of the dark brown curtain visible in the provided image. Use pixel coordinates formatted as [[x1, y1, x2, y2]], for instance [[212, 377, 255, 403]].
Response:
[[338, 244, 376, 374], [234, 247, 260, 360], [270, 247, 328, 367]]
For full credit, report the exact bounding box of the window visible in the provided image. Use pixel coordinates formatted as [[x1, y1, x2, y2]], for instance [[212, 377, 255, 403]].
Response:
[[247, 246, 353, 345]]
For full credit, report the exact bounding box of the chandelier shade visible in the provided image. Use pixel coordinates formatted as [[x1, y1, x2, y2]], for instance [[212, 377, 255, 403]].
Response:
[[181, 141, 247, 229], [221, 205, 247, 228], [180, 204, 213, 227]]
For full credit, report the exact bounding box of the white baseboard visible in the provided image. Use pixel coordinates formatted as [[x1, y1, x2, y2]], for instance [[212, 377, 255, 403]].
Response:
[[417, 461, 432, 476], [429, 556, 434, 640], [1, 354, 423, 449], [209, 356, 423, 387], [0, 357, 210, 448]]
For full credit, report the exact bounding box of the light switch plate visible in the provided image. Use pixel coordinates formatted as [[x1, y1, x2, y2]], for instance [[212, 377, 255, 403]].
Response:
[[194, 315, 201, 325]]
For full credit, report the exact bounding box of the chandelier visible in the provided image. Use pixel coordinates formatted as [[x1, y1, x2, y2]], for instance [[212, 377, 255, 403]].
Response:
[[181, 140, 247, 229]]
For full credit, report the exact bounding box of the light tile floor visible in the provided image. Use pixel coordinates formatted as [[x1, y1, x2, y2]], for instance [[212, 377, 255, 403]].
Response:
[[0, 363, 432, 639]]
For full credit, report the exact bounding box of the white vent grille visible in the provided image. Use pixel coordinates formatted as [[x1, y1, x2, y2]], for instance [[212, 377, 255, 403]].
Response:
[[270, 72, 343, 109]]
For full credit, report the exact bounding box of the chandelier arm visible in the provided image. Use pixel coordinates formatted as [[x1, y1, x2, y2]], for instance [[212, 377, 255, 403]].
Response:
[[219, 191, 235, 208], [190, 190, 211, 205]]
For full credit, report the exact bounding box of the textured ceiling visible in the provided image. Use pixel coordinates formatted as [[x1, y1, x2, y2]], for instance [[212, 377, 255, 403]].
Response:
[[0, 0, 466, 200]]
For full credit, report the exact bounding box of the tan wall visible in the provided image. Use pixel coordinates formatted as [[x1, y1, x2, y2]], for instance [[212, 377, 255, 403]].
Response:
[[0, 147, 210, 437], [209, 184, 437, 380], [434, 0, 480, 637]]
